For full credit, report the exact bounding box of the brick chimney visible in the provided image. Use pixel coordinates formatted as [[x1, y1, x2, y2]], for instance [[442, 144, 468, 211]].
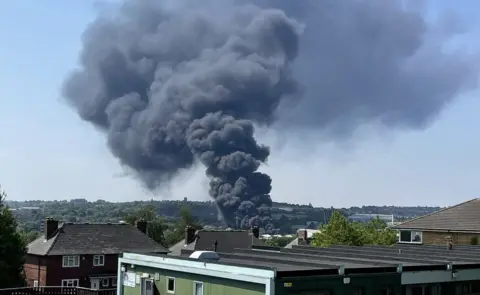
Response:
[[45, 217, 59, 240], [297, 229, 308, 241], [185, 226, 196, 244], [135, 219, 147, 234], [251, 226, 260, 239]]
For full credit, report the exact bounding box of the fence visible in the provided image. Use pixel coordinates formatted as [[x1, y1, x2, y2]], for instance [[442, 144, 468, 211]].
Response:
[[0, 287, 116, 295]]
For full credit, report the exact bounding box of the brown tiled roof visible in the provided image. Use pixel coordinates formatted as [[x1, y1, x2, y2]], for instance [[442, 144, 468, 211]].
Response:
[[27, 223, 168, 256], [393, 198, 480, 232]]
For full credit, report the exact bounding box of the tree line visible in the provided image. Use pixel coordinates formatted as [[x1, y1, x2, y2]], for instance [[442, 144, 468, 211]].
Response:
[[1, 185, 397, 289]]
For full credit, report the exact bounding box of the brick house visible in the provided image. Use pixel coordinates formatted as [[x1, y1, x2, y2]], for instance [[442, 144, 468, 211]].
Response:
[[24, 218, 168, 289], [393, 198, 480, 245]]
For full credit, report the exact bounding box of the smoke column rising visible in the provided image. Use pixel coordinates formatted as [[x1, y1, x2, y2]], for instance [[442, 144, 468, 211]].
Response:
[[63, 0, 478, 228], [63, 0, 303, 228]]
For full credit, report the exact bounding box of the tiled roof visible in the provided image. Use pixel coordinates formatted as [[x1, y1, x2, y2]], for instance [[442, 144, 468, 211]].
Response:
[[169, 230, 263, 256], [393, 198, 480, 232], [27, 223, 168, 256]]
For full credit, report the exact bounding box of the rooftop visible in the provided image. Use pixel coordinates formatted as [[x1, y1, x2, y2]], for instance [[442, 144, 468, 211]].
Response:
[[28, 222, 168, 255], [161, 243, 480, 277], [169, 229, 263, 255], [393, 198, 480, 232]]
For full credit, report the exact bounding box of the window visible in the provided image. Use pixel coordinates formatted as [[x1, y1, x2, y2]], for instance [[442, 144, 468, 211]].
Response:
[[61, 279, 79, 287], [33, 280, 39, 287], [456, 283, 472, 295], [112, 277, 117, 287], [194, 282, 203, 295], [93, 255, 105, 266], [398, 231, 422, 244], [410, 286, 424, 295], [167, 277, 175, 293], [62, 256, 80, 267], [430, 284, 441, 295], [102, 278, 109, 287], [380, 286, 393, 295]]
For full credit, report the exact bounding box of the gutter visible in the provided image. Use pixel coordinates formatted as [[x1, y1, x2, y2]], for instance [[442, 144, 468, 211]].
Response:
[[394, 228, 480, 234]]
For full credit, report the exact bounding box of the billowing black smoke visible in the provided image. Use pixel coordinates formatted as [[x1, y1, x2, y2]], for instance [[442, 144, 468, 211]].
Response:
[[63, 0, 478, 229], [257, 0, 478, 135], [63, 0, 302, 228]]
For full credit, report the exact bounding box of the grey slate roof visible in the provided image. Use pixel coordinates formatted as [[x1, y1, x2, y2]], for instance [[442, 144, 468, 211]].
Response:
[[152, 243, 480, 274], [27, 223, 168, 256], [169, 230, 263, 256], [393, 198, 480, 232]]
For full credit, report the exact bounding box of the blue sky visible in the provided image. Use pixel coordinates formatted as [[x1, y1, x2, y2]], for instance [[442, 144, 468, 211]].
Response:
[[0, 0, 478, 207]]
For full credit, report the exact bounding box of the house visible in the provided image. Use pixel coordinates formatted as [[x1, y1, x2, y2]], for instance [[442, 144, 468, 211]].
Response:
[[284, 228, 320, 248], [117, 243, 480, 295], [392, 198, 480, 245], [168, 226, 263, 256], [24, 218, 168, 289]]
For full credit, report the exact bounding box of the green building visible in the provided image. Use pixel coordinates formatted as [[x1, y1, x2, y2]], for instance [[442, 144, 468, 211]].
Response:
[[117, 244, 480, 295]]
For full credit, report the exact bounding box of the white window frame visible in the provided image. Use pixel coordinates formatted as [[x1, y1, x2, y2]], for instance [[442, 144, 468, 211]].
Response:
[[102, 278, 109, 287], [33, 280, 39, 287], [61, 279, 79, 287], [112, 277, 117, 287], [193, 281, 203, 295], [93, 255, 105, 266], [166, 277, 175, 293], [62, 256, 80, 268], [398, 230, 423, 244]]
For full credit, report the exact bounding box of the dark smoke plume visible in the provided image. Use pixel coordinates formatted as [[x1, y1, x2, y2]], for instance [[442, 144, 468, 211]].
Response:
[[63, 0, 478, 228], [63, 0, 302, 228], [257, 0, 478, 135]]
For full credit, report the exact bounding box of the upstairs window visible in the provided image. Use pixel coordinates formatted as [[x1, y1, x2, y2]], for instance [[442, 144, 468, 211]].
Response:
[[398, 231, 422, 244], [167, 277, 175, 293], [194, 282, 203, 295], [93, 255, 105, 266], [62, 256, 80, 268]]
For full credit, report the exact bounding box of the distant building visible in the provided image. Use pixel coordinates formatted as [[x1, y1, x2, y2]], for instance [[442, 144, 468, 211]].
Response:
[[25, 218, 168, 289], [284, 228, 320, 248], [393, 198, 480, 245], [349, 213, 395, 225]]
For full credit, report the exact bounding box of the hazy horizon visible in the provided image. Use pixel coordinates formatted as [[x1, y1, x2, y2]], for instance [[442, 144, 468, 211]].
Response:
[[1, 0, 479, 208]]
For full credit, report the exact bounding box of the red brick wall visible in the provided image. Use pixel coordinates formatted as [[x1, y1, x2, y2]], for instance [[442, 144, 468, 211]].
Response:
[[46, 254, 119, 288], [24, 254, 47, 286], [422, 231, 480, 245]]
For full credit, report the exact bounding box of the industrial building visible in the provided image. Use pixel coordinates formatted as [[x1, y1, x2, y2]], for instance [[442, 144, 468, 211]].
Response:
[[117, 244, 480, 295]]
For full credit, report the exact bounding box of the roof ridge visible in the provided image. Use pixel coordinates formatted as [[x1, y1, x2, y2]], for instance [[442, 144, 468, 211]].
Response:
[[64, 222, 128, 225], [131, 223, 170, 252], [394, 198, 479, 229]]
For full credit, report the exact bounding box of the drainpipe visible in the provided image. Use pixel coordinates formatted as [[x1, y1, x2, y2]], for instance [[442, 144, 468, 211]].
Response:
[[37, 257, 41, 286]]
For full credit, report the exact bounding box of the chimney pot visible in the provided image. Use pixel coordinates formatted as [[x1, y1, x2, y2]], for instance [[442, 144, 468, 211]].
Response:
[[185, 226, 196, 244], [135, 219, 148, 234], [45, 218, 59, 240], [252, 226, 259, 239], [213, 240, 218, 252]]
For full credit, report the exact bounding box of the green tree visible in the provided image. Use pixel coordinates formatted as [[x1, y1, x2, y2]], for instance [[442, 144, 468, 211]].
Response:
[[18, 230, 40, 245], [263, 236, 295, 247], [163, 205, 202, 247], [310, 211, 396, 247], [0, 186, 27, 287], [124, 205, 168, 245]]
